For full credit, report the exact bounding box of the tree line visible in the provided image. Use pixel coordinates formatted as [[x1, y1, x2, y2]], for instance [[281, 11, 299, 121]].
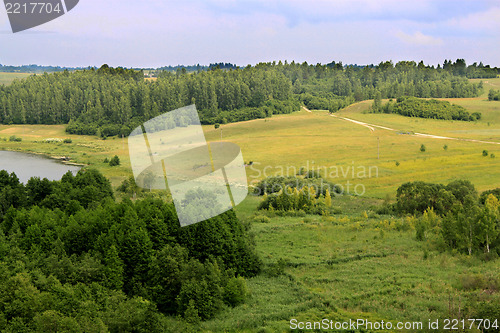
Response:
[[0, 59, 491, 137], [0, 169, 261, 331]]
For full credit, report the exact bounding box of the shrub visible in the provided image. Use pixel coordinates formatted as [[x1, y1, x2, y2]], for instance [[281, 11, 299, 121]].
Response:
[[223, 276, 248, 307], [443, 144, 448, 151], [63, 138, 73, 143], [305, 170, 322, 178], [483, 150, 489, 157], [9, 135, 22, 142], [109, 155, 120, 166], [252, 215, 271, 223], [420, 144, 426, 152], [379, 97, 480, 121]]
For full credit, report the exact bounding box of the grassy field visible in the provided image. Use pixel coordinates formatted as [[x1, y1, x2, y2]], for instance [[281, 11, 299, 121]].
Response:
[[191, 195, 499, 332], [0, 125, 130, 187], [0, 72, 32, 85]]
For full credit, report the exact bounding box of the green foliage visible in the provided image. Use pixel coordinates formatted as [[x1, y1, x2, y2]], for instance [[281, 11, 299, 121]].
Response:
[[395, 180, 477, 216], [8, 135, 22, 142], [251, 215, 271, 223], [0, 169, 261, 329], [117, 176, 139, 194], [63, 138, 72, 144], [480, 188, 500, 204], [483, 150, 489, 157], [373, 97, 481, 121], [420, 144, 426, 152], [223, 276, 248, 307], [253, 175, 341, 197], [109, 155, 120, 167], [488, 89, 500, 101], [258, 185, 333, 216], [393, 180, 500, 256], [304, 170, 322, 178]]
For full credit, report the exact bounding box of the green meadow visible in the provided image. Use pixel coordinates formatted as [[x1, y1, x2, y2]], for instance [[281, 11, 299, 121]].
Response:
[[0, 72, 32, 85], [1, 79, 499, 332]]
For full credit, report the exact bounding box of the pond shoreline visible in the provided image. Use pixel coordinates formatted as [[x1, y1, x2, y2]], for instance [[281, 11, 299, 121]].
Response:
[[1, 148, 87, 168], [0, 150, 84, 183]]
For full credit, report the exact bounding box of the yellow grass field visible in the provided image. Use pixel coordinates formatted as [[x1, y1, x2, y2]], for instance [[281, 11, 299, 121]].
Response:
[[0, 72, 32, 85]]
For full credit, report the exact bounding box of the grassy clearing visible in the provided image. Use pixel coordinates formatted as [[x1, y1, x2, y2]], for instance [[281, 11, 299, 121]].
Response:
[[204, 108, 500, 197], [191, 196, 500, 332], [337, 78, 500, 142], [0, 124, 131, 187], [0, 72, 31, 85]]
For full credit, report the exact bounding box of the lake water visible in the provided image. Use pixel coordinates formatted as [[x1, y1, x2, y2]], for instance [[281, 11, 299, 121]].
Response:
[[0, 151, 81, 183]]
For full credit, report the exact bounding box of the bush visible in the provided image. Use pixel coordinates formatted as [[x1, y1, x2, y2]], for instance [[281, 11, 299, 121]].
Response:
[[420, 144, 426, 152], [377, 97, 480, 121], [109, 155, 120, 166], [252, 215, 271, 223], [488, 89, 500, 101], [63, 138, 72, 143], [305, 170, 322, 178], [483, 150, 489, 156], [253, 175, 341, 197], [9, 135, 22, 142], [223, 276, 248, 307]]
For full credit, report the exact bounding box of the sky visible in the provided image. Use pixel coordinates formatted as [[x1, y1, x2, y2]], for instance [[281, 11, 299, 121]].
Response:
[[0, 0, 499, 68]]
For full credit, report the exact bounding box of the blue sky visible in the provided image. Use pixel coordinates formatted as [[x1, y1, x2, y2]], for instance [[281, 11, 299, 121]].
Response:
[[1, 0, 499, 67]]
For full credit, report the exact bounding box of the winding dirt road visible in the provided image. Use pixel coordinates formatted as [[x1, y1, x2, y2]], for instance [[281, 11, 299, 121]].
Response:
[[329, 113, 500, 145]]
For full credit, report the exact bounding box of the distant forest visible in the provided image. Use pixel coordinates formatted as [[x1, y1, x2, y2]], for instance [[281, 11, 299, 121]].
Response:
[[0, 59, 497, 137]]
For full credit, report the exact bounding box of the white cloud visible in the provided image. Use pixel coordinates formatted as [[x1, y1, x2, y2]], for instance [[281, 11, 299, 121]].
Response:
[[396, 31, 443, 46], [446, 7, 500, 32]]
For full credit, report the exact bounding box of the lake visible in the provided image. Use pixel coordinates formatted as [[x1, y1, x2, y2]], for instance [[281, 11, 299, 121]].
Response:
[[0, 151, 81, 183]]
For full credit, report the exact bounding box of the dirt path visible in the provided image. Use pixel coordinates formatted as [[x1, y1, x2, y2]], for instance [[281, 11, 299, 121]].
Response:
[[302, 106, 312, 113], [329, 113, 500, 145], [331, 114, 375, 131]]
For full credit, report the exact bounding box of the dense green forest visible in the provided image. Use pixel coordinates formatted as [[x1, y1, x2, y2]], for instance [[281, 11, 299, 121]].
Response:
[[0, 169, 260, 331], [0, 59, 492, 137], [371, 96, 482, 121]]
